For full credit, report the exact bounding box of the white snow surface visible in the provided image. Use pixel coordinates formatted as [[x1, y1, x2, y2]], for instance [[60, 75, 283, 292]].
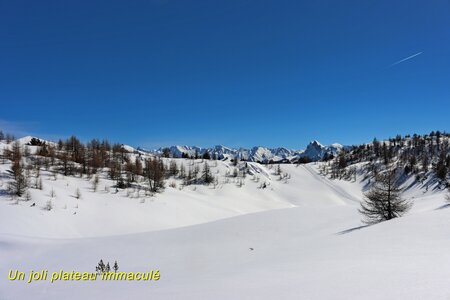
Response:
[[1, 145, 449, 299]]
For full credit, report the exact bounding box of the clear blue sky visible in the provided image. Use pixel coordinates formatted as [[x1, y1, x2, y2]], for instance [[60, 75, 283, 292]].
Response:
[[1, 0, 449, 149]]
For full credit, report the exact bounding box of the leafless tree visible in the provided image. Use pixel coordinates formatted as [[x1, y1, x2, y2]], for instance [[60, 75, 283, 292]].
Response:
[[359, 169, 411, 224]]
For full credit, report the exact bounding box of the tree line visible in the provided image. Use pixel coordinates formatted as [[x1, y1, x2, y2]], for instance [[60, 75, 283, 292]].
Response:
[[324, 131, 450, 185], [1, 133, 224, 201], [321, 130, 450, 224]]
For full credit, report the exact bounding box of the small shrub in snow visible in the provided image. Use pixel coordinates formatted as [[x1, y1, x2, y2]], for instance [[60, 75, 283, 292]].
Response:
[[95, 260, 118, 274], [44, 200, 53, 211], [212, 177, 219, 189], [116, 177, 126, 189], [24, 191, 32, 202], [96, 259, 106, 274], [35, 177, 43, 190], [51, 169, 57, 181], [92, 175, 99, 192], [236, 179, 244, 188]]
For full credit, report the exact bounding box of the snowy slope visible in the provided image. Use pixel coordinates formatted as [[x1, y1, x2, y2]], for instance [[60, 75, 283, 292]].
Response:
[[0, 158, 291, 238], [1, 161, 449, 299]]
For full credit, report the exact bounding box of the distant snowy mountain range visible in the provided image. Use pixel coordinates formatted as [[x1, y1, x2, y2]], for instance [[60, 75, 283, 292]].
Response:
[[13, 135, 346, 163], [139, 141, 346, 163]]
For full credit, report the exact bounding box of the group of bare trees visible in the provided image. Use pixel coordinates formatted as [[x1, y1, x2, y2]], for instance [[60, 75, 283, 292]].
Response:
[[1, 133, 228, 202]]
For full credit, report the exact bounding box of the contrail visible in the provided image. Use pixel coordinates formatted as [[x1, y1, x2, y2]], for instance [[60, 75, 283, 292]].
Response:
[[390, 52, 423, 66]]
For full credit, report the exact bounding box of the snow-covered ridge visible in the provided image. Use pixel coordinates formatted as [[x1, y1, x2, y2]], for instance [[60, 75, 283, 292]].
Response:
[[15, 136, 58, 147]]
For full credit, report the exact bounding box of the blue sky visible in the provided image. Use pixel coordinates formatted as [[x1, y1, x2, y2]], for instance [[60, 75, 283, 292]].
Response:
[[1, 0, 449, 149]]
